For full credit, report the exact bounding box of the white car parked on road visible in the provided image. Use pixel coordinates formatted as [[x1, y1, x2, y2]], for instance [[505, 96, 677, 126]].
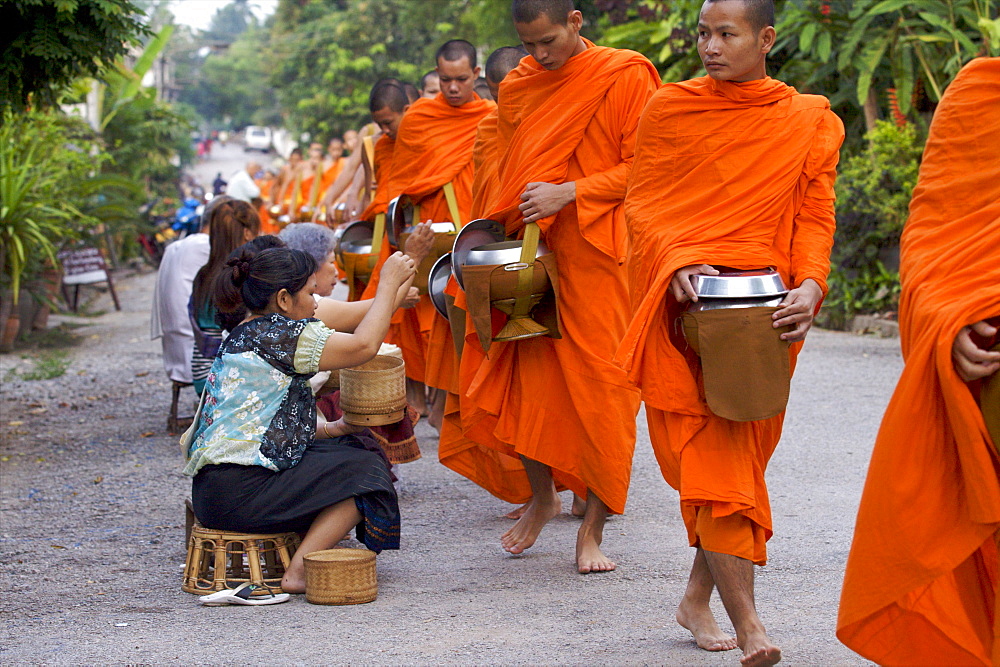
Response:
[[244, 126, 272, 152]]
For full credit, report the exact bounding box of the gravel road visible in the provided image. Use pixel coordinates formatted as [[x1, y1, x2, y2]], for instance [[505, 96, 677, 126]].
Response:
[[0, 264, 890, 665]]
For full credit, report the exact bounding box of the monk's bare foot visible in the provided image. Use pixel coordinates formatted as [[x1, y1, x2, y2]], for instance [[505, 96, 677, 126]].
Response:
[[501, 495, 559, 554], [575, 524, 616, 573], [504, 502, 530, 520], [428, 410, 442, 432], [571, 493, 586, 517], [676, 597, 737, 651], [739, 632, 781, 667], [280, 569, 306, 594]]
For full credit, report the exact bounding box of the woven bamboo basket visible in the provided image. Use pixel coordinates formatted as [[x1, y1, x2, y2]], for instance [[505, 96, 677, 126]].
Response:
[[304, 548, 377, 605], [339, 355, 406, 426]]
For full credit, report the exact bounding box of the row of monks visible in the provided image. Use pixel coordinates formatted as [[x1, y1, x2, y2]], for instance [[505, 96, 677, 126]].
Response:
[[282, 1, 1000, 665]]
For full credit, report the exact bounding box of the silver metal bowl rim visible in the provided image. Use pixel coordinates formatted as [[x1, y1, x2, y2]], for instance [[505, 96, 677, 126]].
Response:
[[340, 219, 374, 241], [686, 295, 785, 311], [692, 270, 788, 299], [428, 253, 452, 320], [451, 219, 506, 289]]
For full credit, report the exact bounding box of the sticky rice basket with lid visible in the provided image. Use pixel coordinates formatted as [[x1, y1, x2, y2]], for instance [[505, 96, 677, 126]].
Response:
[[338, 355, 406, 426], [304, 548, 377, 605]]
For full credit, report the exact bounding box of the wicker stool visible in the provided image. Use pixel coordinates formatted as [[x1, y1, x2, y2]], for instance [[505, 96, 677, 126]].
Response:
[[182, 523, 301, 595], [168, 381, 194, 433]]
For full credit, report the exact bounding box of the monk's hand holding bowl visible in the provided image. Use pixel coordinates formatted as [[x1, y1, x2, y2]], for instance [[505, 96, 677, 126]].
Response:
[[404, 222, 435, 265], [952, 320, 1000, 382], [670, 264, 720, 304], [519, 181, 576, 223], [773, 279, 824, 342]]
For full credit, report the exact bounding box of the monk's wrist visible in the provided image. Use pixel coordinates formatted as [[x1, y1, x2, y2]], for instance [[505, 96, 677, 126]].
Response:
[[562, 182, 577, 205]]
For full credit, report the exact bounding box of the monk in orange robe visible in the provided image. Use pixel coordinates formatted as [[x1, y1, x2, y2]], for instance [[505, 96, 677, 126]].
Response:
[[294, 142, 326, 222], [455, 0, 658, 574], [439, 45, 536, 517], [616, 1, 843, 664], [272, 148, 303, 226], [254, 169, 278, 235], [371, 41, 494, 426], [837, 58, 1000, 667]]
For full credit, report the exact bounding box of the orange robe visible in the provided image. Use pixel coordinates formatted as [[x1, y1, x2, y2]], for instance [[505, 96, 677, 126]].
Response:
[[470, 109, 500, 220], [455, 43, 659, 511], [368, 94, 494, 386], [438, 107, 533, 502], [616, 76, 844, 563], [255, 174, 279, 235], [837, 58, 1000, 666]]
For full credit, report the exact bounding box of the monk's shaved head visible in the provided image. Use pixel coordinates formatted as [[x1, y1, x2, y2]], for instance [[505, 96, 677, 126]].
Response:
[[402, 82, 420, 103], [368, 79, 408, 114], [485, 45, 528, 85], [512, 0, 575, 25], [435, 39, 478, 68], [704, 0, 774, 32]]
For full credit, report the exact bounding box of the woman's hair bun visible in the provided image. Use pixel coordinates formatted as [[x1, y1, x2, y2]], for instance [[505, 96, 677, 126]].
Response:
[[226, 255, 252, 287]]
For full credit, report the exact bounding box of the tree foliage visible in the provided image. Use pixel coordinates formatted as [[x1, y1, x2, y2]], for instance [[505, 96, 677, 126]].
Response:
[[0, 0, 151, 114], [0, 111, 109, 303]]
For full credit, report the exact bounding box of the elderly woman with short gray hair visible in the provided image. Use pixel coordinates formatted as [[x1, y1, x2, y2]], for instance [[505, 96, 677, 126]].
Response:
[[279, 223, 339, 297]]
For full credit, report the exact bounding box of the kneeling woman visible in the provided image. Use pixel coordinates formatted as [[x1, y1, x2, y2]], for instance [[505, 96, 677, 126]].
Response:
[[183, 245, 416, 593]]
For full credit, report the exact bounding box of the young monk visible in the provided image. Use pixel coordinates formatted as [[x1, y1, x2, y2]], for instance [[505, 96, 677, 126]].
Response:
[[377, 40, 495, 429], [420, 70, 440, 98], [315, 84, 421, 225], [292, 142, 326, 222], [838, 58, 1000, 667], [272, 148, 303, 222], [616, 0, 844, 664], [438, 45, 535, 520], [457, 0, 658, 573]]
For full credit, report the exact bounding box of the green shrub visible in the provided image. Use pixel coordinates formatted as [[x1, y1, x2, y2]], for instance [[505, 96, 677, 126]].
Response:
[[821, 120, 922, 327], [833, 120, 922, 271]]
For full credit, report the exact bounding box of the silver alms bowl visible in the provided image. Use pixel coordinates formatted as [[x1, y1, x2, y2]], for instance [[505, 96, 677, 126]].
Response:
[[692, 268, 788, 299], [428, 253, 452, 320], [337, 220, 375, 255], [451, 219, 505, 288], [464, 240, 550, 267]]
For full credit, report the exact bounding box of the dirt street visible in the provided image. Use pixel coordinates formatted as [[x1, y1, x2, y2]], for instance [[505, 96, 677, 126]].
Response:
[[0, 265, 888, 665]]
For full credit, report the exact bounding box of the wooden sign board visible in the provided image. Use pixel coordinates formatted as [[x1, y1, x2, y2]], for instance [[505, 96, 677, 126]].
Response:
[[57, 246, 120, 311]]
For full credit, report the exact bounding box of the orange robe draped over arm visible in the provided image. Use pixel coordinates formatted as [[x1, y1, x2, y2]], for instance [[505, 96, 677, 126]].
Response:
[[837, 57, 1000, 667], [438, 106, 534, 501], [617, 76, 844, 563], [454, 44, 660, 511]]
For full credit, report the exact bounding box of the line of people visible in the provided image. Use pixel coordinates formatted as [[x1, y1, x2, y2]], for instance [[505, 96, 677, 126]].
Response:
[[164, 0, 998, 665]]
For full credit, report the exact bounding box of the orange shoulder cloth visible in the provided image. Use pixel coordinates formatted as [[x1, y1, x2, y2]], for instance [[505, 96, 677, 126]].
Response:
[[489, 41, 660, 232], [385, 94, 495, 200]]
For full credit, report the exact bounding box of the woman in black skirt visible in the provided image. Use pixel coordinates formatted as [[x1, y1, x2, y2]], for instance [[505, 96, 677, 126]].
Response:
[[183, 244, 416, 593]]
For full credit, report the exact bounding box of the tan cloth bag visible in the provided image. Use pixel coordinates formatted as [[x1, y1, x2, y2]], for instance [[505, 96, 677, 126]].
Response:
[[681, 307, 792, 422], [463, 253, 561, 355]]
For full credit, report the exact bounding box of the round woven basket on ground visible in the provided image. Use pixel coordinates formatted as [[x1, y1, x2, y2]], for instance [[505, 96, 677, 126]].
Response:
[[339, 355, 406, 426], [304, 548, 377, 605]]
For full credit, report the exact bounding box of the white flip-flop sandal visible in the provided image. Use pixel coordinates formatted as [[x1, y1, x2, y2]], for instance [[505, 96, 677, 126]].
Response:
[[198, 582, 290, 606]]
